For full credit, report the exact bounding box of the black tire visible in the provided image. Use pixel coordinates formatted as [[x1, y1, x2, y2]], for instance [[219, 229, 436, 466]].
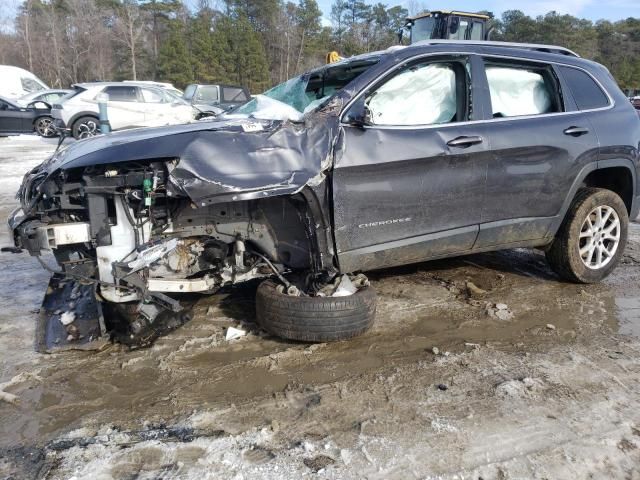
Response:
[[546, 187, 628, 283], [34, 116, 56, 138], [256, 279, 377, 342], [72, 116, 100, 139]]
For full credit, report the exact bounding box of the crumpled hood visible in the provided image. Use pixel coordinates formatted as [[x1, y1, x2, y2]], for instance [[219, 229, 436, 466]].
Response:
[[35, 115, 339, 204]]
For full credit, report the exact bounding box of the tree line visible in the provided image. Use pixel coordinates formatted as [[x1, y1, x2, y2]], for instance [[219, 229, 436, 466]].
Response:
[[0, 1, 639, 93]]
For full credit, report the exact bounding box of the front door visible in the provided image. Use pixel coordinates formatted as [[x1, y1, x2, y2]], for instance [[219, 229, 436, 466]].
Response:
[[333, 55, 491, 272]]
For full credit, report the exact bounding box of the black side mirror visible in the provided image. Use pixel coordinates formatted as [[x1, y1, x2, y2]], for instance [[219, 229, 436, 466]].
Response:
[[0, 104, 7, 111], [344, 95, 371, 128]]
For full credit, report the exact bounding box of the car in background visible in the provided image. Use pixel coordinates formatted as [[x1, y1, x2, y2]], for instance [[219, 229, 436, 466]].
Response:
[[0, 65, 49, 100], [16, 89, 73, 108], [183, 84, 250, 115], [0, 95, 57, 137], [52, 82, 197, 139], [123, 80, 183, 98]]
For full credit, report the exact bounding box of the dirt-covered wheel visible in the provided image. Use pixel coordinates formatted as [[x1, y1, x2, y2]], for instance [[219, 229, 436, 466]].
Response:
[[255, 278, 377, 342], [546, 187, 628, 283], [34, 116, 56, 137], [72, 116, 100, 139]]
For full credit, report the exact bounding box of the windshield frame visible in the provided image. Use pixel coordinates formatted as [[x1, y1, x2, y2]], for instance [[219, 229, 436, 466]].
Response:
[[229, 56, 381, 121]]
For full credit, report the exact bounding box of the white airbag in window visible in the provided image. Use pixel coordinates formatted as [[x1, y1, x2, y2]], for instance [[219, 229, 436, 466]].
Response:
[[486, 67, 552, 117], [367, 64, 457, 126]]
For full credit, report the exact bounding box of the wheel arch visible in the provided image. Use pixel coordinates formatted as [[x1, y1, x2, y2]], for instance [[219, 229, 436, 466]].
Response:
[[550, 159, 637, 236]]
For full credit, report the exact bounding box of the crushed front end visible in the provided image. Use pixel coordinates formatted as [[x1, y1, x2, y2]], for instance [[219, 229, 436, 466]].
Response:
[[10, 119, 338, 349]]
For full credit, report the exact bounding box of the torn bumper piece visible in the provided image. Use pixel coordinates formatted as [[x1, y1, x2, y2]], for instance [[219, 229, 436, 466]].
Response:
[[37, 275, 108, 353]]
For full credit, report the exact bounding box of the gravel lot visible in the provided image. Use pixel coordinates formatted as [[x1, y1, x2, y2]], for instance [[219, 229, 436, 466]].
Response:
[[1, 135, 640, 479]]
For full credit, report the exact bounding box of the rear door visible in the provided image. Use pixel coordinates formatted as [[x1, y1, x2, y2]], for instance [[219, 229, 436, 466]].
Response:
[[102, 85, 146, 130], [476, 57, 599, 248], [0, 99, 32, 133], [333, 54, 491, 272]]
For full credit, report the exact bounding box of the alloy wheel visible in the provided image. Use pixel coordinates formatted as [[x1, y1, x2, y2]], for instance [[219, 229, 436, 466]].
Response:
[[77, 120, 98, 139], [578, 205, 620, 269], [35, 117, 55, 137]]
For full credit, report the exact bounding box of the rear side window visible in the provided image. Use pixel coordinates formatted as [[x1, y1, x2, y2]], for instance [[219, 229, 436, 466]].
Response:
[[484, 62, 562, 118], [222, 87, 247, 102], [140, 87, 165, 103], [103, 86, 138, 102], [557, 66, 610, 110]]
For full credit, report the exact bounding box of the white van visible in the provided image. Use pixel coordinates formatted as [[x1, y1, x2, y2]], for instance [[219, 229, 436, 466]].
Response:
[[0, 65, 49, 100]]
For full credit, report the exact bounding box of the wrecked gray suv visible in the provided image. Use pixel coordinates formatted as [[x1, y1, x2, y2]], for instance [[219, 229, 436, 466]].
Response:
[[9, 40, 640, 350]]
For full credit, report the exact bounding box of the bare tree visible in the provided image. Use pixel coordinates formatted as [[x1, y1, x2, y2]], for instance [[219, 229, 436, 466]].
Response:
[[113, 1, 147, 80]]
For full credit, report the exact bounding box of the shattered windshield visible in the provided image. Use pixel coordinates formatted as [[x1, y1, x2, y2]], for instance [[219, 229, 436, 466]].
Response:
[[231, 57, 380, 121]]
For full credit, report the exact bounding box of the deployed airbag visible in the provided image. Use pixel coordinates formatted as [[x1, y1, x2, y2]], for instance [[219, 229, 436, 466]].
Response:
[[486, 66, 552, 117], [366, 64, 457, 126]]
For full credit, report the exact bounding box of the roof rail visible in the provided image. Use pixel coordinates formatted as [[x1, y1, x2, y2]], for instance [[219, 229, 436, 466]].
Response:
[[412, 40, 580, 58]]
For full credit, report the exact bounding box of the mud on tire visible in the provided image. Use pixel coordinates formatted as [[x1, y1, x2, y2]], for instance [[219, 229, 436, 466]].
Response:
[[255, 279, 377, 342], [546, 187, 628, 283]]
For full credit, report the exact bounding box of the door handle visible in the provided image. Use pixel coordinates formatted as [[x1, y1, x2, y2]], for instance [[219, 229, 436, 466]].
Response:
[[446, 135, 483, 148], [563, 126, 589, 136]]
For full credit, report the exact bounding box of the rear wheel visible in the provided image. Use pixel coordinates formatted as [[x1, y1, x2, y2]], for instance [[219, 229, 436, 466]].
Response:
[[72, 116, 99, 139], [546, 187, 628, 283], [256, 279, 377, 342], [34, 116, 56, 137]]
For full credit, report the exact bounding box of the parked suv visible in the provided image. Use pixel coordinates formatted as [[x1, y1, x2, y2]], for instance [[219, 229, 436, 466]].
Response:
[[52, 82, 197, 139], [183, 84, 250, 115], [10, 41, 640, 350]]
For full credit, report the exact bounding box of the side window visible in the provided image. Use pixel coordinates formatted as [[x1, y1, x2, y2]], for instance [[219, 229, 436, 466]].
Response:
[[365, 61, 465, 126], [102, 86, 138, 102], [183, 85, 196, 100], [140, 87, 165, 103], [557, 66, 610, 110], [484, 62, 562, 118], [470, 21, 484, 40], [194, 86, 219, 103], [222, 87, 248, 102]]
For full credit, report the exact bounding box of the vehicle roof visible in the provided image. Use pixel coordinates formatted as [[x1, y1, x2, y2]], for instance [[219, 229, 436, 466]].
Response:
[[408, 10, 491, 21], [72, 81, 168, 89], [186, 83, 248, 89], [324, 40, 597, 71], [20, 89, 73, 96]]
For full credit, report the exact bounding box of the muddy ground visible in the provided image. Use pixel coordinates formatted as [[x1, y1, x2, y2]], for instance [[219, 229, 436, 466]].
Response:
[[1, 135, 640, 479]]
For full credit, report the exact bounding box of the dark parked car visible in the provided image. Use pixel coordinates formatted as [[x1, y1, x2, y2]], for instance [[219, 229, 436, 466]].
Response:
[[183, 84, 250, 115], [9, 41, 640, 350], [0, 96, 57, 137]]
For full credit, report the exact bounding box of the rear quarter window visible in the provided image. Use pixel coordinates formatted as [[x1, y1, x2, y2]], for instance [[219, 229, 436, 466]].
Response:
[[222, 87, 248, 102], [557, 66, 610, 110]]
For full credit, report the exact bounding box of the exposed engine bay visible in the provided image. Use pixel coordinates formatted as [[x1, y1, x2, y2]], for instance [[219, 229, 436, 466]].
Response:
[[9, 116, 341, 349]]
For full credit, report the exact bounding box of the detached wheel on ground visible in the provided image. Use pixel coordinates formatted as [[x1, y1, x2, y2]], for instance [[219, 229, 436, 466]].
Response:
[[34, 116, 56, 138], [546, 187, 628, 283], [256, 279, 377, 342], [72, 116, 100, 139]]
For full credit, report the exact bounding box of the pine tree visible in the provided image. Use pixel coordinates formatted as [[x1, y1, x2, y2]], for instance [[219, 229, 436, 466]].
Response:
[[157, 19, 192, 88]]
